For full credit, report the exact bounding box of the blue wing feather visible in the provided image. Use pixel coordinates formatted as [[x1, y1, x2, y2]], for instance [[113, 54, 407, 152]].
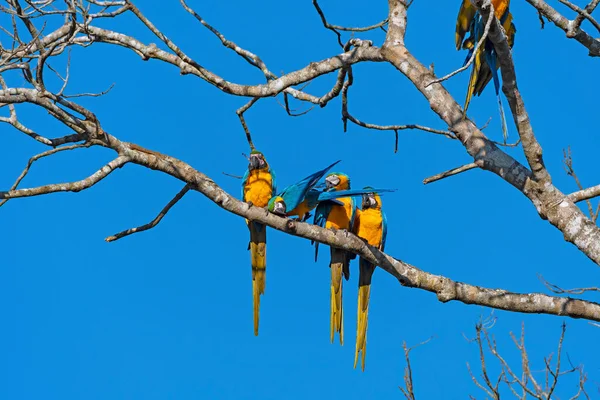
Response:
[[350, 196, 357, 232], [485, 46, 509, 142], [280, 160, 341, 211], [315, 188, 394, 203], [313, 200, 335, 262], [241, 169, 250, 200], [381, 210, 388, 252], [269, 167, 277, 194]]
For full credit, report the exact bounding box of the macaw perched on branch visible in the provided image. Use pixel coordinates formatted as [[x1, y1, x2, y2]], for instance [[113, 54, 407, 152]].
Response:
[[268, 161, 393, 218], [456, 0, 516, 143], [267, 160, 341, 220], [353, 189, 387, 371], [242, 150, 276, 336], [313, 172, 357, 345]]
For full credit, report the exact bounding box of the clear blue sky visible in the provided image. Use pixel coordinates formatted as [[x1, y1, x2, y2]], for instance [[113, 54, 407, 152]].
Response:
[[2, 1, 599, 399]]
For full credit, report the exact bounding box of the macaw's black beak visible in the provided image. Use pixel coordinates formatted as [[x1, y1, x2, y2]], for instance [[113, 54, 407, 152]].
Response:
[[249, 156, 260, 170], [362, 194, 377, 209], [362, 194, 370, 208]]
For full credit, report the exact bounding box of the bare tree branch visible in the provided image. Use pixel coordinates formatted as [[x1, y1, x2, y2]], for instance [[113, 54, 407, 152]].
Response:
[[423, 163, 478, 185], [538, 274, 600, 295], [568, 184, 600, 204], [563, 146, 599, 221], [525, 0, 600, 56], [0, 143, 91, 208], [105, 184, 191, 242], [573, 0, 600, 31], [558, 0, 600, 33], [399, 337, 433, 400], [236, 97, 259, 151], [0, 156, 129, 200], [467, 322, 587, 399]]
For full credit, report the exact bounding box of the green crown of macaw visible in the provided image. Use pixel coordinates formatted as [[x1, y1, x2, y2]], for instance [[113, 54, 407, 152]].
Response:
[[238, 0, 516, 371]]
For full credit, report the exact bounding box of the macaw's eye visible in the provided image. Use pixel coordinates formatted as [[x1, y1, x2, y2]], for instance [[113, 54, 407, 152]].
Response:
[[325, 175, 340, 189]]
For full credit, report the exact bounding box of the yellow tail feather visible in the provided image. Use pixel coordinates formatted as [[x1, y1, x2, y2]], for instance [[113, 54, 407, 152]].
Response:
[[354, 284, 371, 371], [464, 47, 483, 114], [250, 226, 266, 336], [330, 248, 345, 345]]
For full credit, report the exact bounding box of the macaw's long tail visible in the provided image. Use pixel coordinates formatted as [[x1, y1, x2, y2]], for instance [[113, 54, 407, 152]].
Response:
[[463, 47, 483, 115], [330, 247, 346, 345], [486, 50, 509, 144], [249, 221, 267, 336], [354, 258, 375, 371]]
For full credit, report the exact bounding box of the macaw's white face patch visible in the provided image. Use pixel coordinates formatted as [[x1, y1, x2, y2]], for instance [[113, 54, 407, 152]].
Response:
[[362, 193, 378, 209], [325, 175, 340, 189], [273, 200, 286, 215]]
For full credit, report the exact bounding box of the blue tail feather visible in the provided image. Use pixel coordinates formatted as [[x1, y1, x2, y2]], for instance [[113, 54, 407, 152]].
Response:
[[486, 49, 509, 143]]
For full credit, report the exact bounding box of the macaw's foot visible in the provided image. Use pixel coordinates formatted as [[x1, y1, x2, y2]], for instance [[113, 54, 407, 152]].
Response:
[[246, 201, 254, 208], [341, 229, 350, 238]]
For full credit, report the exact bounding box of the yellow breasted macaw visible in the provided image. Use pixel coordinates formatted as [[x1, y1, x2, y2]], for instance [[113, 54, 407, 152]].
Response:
[[313, 172, 356, 345], [241, 150, 276, 336], [456, 0, 516, 142], [353, 188, 387, 371]]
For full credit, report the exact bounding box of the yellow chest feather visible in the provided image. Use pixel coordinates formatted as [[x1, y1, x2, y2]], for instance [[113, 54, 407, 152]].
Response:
[[326, 197, 353, 230], [244, 169, 273, 208], [356, 208, 383, 248]]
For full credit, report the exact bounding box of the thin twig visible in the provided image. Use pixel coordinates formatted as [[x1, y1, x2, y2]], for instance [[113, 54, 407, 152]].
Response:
[[538, 274, 600, 295], [423, 163, 478, 185], [105, 184, 191, 242], [236, 97, 259, 150]]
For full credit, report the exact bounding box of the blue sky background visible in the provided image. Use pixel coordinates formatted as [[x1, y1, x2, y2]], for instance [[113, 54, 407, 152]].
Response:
[[1, 1, 599, 398]]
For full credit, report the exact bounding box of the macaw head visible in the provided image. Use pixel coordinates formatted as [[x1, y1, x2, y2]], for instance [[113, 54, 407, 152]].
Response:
[[361, 187, 382, 210], [248, 150, 268, 171], [325, 172, 350, 191], [268, 196, 286, 216]]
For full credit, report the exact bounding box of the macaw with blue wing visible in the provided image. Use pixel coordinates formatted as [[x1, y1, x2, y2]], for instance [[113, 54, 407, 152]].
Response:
[[268, 161, 392, 220], [456, 0, 516, 143], [267, 160, 341, 220], [241, 150, 276, 336], [353, 188, 387, 371], [313, 172, 357, 345]]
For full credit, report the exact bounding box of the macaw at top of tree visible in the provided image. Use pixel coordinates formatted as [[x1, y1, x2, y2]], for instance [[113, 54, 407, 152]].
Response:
[[455, 0, 517, 143]]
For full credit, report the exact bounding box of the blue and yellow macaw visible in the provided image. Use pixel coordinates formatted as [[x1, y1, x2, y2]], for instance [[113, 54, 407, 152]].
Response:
[[353, 189, 387, 371], [267, 160, 341, 220], [268, 161, 392, 220], [241, 150, 276, 336], [313, 172, 356, 345], [456, 0, 516, 143]]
